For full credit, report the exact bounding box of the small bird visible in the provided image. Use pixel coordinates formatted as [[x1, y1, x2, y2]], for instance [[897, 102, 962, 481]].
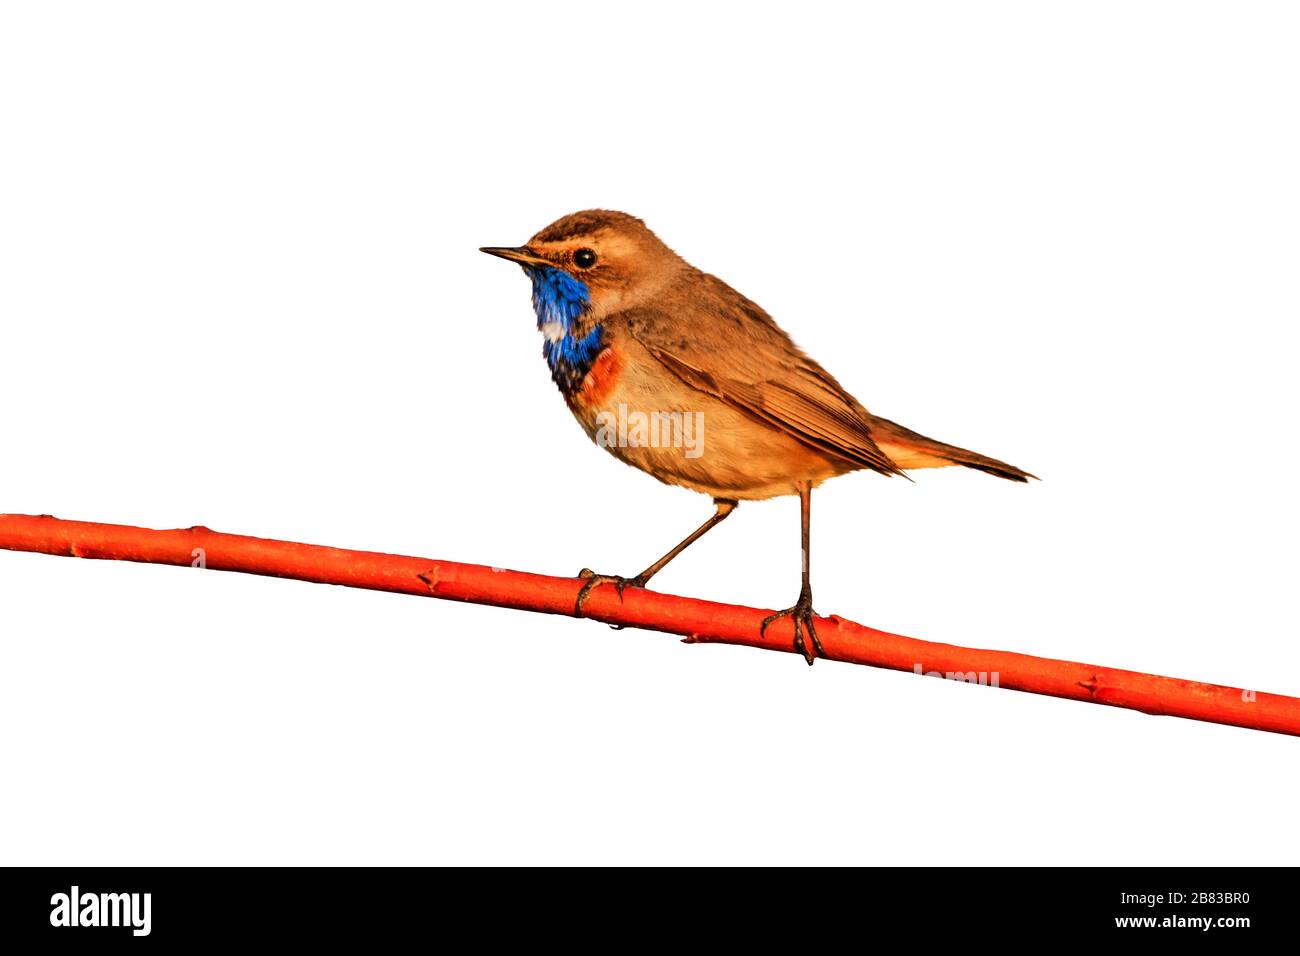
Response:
[[482, 210, 1032, 664]]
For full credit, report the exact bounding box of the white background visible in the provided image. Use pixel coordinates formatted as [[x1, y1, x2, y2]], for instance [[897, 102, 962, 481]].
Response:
[[2, 2, 1296, 865]]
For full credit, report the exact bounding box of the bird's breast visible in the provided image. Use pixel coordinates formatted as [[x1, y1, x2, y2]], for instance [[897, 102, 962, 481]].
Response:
[[571, 345, 625, 409]]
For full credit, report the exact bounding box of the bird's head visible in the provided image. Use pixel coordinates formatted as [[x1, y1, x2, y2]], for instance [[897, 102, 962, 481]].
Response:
[[481, 210, 682, 334]]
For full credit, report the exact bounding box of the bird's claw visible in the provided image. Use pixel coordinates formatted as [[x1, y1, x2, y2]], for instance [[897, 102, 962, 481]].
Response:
[[574, 569, 648, 617], [759, 590, 824, 665]]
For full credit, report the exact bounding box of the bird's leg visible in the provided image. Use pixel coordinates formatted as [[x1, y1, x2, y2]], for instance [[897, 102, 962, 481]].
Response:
[[574, 499, 737, 616], [760, 483, 825, 665]]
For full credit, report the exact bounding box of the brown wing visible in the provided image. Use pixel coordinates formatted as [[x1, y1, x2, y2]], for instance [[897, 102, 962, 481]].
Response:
[[615, 271, 905, 478]]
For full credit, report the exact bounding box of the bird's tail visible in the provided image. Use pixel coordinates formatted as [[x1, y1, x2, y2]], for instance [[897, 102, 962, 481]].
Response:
[[869, 415, 1036, 483]]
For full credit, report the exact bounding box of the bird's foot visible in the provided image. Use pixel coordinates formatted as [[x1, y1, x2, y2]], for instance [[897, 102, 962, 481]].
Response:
[[760, 588, 824, 666], [573, 569, 649, 617]]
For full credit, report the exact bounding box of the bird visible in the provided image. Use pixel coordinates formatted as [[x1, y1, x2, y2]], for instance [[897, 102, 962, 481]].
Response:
[[481, 210, 1033, 664]]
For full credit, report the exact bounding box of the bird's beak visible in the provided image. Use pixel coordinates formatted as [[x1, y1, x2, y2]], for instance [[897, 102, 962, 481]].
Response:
[[479, 246, 551, 268]]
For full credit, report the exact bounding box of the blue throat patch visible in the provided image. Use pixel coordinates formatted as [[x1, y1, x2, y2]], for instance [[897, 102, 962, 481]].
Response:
[[528, 266, 605, 394]]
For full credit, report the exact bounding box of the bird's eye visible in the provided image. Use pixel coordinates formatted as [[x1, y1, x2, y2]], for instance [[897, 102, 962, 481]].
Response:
[[573, 248, 597, 269]]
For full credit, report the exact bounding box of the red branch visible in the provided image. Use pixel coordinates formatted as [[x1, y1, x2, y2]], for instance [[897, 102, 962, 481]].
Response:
[[2, 513, 1296, 737]]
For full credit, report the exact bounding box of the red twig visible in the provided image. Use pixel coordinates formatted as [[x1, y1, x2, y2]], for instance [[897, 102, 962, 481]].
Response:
[[1, 513, 1296, 736]]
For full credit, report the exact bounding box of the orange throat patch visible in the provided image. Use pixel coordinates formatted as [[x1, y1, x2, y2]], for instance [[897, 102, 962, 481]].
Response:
[[575, 346, 625, 407]]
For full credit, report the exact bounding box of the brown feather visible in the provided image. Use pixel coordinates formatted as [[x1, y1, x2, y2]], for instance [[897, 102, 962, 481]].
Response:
[[869, 415, 1036, 482], [614, 270, 907, 478]]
